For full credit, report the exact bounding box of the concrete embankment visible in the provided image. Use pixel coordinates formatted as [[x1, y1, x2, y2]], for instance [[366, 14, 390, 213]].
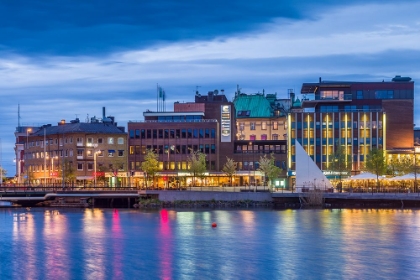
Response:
[[140, 190, 272, 202]]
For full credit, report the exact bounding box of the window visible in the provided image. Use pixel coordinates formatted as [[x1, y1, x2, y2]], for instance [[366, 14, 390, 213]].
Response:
[[77, 149, 84, 156], [108, 150, 115, 157], [261, 134, 267, 140], [98, 138, 103, 144], [87, 137, 93, 145], [130, 146, 135, 155], [262, 122, 267, 130], [108, 137, 114, 144], [320, 90, 344, 100], [69, 149, 74, 157], [129, 130, 135, 139], [77, 162, 83, 171], [98, 150, 104, 157], [239, 123, 245, 131], [118, 150, 124, 157], [273, 122, 278, 130], [250, 122, 255, 130], [118, 137, 124, 144], [357, 90, 363, 99], [87, 149, 93, 157], [87, 162, 93, 170], [250, 135, 256, 140], [272, 134, 279, 140], [77, 137, 83, 145]]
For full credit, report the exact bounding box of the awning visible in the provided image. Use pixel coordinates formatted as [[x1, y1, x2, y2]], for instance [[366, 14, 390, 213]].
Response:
[[108, 149, 115, 153], [76, 176, 94, 180]]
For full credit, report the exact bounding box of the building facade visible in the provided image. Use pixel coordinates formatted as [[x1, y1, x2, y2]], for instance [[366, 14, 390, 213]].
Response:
[[24, 116, 128, 187], [128, 91, 236, 187], [288, 76, 415, 175]]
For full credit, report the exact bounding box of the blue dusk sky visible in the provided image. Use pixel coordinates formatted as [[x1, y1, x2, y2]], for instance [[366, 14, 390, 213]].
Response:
[[1, 0, 420, 176]]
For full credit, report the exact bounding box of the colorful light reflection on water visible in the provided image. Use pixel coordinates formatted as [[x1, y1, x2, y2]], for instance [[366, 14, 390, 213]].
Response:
[[1, 208, 420, 279]]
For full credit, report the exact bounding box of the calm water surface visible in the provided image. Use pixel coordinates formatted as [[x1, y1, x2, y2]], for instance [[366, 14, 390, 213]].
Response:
[[1, 208, 420, 279]]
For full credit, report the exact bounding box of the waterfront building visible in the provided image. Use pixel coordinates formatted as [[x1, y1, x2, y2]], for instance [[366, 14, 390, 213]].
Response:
[[232, 90, 289, 187], [288, 76, 415, 178], [14, 125, 40, 184], [128, 90, 236, 187], [23, 109, 128, 187]]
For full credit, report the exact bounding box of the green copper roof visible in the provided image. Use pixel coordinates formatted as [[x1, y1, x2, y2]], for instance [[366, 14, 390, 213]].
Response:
[[233, 94, 273, 118]]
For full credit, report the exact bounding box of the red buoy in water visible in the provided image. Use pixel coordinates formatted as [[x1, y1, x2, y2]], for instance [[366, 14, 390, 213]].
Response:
[[212, 222, 217, 228]]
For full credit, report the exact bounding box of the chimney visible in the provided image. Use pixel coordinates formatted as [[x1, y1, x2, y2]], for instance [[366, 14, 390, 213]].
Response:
[[319, 77, 322, 83], [102, 107, 106, 119]]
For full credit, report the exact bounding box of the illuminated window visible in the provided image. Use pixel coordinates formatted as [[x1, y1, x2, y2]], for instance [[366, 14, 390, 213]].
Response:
[[273, 122, 278, 130], [108, 137, 114, 144], [262, 122, 267, 130], [118, 137, 124, 144]]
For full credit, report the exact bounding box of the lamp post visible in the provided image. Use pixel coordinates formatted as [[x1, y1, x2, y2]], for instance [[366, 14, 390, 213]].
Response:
[[26, 128, 31, 180], [166, 145, 175, 189], [51, 155, 58, 185], [88, 143, 99, 187], [94, 150, 101, 188]]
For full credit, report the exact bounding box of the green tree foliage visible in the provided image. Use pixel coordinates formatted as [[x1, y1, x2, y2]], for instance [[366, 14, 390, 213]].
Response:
[[364, 148, 387, 191], [57, 159, 76, 185], [330, 145, 352, 191], [258, 153, 281, 189], [387, 155, 413, 176], [187, 150, 206, 187], [222, 157, 236, 187], [141, 149, 160, 188]]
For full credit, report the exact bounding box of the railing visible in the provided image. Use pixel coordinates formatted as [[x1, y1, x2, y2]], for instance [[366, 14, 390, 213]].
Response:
[[0, 185, 274, 193]]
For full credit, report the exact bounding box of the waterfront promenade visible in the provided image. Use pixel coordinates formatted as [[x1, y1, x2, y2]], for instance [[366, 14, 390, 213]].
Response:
[[2, 185, 420, 208]]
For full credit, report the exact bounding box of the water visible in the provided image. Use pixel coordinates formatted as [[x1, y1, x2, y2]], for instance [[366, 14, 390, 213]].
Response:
[[1, 208, 420, 280]]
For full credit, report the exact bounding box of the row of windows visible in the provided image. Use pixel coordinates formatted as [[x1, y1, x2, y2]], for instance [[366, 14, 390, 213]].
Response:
[[319, 105, 382, 112], [26, 149, 125, 159], [292, 121, 383, 129], [129, 161, 216, 170], [27, 137, 124, 148], [236, 144, 286, 153], [240, 121, 285, 131], [129, 128, 216, 139], [27, 163, 124, 172], [129, 145, 216, 155], [291, 138, 383, 145]]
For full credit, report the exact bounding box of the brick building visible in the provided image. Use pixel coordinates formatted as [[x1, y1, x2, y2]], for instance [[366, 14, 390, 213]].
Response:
[[288, 76, 415, 176], [128, 90, 235, 187], [23, 111, 127, 187]]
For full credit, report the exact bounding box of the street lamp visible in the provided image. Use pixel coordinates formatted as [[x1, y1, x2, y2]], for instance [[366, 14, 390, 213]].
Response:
[[93, 150, 101, 187], [51, 155, 58, 185], [166, 145, 175, 188], [88, 143, 99, 187]]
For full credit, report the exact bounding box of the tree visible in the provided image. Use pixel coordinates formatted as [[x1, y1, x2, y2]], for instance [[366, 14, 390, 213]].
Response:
[[58, 160, 76, 186], [222, 157, 236, 187], [364, 148, 387, 192], [330, 145, 352, 192], [258, 153, 281, 189], [187, 150, 206, 187], [141, 149, 160, 188], [387, 155, 412, 176], [96, 165, 108, 186]]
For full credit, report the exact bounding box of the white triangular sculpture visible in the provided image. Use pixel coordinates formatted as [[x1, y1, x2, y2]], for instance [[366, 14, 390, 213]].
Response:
[[295, 140, 334, 191]]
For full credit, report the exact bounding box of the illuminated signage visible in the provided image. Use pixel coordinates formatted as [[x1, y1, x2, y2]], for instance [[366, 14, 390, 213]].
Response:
[[221, 105, 231, 142]]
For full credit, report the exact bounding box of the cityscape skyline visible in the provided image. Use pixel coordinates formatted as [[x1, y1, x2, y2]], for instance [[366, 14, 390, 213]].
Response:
[[1, 0, 420, 176]]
